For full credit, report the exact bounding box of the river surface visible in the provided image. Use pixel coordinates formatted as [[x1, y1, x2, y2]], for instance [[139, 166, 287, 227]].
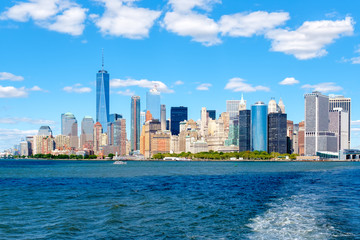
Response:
[[0, 160, 359, 239]]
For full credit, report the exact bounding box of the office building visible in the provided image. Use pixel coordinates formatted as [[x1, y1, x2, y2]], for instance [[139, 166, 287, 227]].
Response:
[[93, 122, 103, 154], [268, 113, 287, 154], [140, 111, 146, 132], [207, 110, 216, 120], [239, 94, 246, 111], [304, 92, 337, 155], [131, 96, 141, 152], [329, 95, 351, 149], [278, 98, 285, 113], [170, 106, 188, 136], [109, 113, 122, 123], [251, 102, 268, 152], [146, 87, 160, 120], [96, 54, 110, 132], [80, 116, 94, 150], [226, 100, 241, 121], [329, 109, 349, 151], [61, 112, 78, 149], [298, 121, 305, 155], [239, 109, 251, 152], [38, 126, 52, 136], [161, 104, 166, 131]]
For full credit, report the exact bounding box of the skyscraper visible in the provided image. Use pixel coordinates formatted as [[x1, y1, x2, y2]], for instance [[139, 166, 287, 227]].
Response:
[[38, 126, 52, 136], [96, 53, 110, 132], [131, 96, 141, 152], [329, 109, 349, 151], [304, 92, 337, 155], [161, 104, 166, 131], [329, 95, 351, 149], [80, 116, 94, 150], [268, 113, 287, 154], [239, 110, 251, 152], [226, 100, 241, 121], [146, 87, 160, 120], [170, 106, 188, 136], [93, 122, 103, 154], [251, 102, 268, 152], [61, 112, 78, 149]]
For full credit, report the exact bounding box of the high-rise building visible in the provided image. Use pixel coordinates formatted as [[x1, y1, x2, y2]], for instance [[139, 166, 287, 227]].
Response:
[[55, 135, 70, 150], [93, 122, 103, 154], [107, 118, 126, 155], [225, 119, 239, 146], [61, 112, 78, 149], [251, 102, 268, 152], [298, 121, 305, 155], [304, 92, 337, 155], [170, 106, 188, 136], [80, 116, 94, 150], [239, 94, 246, 111], [226, 100, 241, 121], [96, 54, 110, 133], [38, 126, 52, 136], [20, 140, 30, 156], [268, 113, 287, 154], [161, 104, 166, 131], [146, 87, 160, 120], [109, 113, 122, 123], [329, 109, 349, 151], [239, 110, 251, 152], [329, 95, 351, 149], [140, 111, 146, 132], [207, 110, 216, 120], [131, 96, 141, 152], [278, 98, 285, 113]]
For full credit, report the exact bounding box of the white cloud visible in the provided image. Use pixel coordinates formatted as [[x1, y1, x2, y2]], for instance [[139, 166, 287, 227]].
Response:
[[93, 0, 161, 39], [0, 72, 24, 81], [301, 82, 343, 93], [219, 11, 289, 37], [0, 86, 28, 98], [0, 128, 38, 150], [224, 77, 270, 92], [279, 77, 299, 85], [110, 78, 174, 93], [196, 83, 212, 90], [174, 80, 184, 85], [266, 17, 354, 60], [63, 84, 91, 93], [168, 0, 220, 13], [351, 128, 360, 132], [0, 117, 55, 125], [0, 0, 88, 36], [116, 89, 135, 96], [351, 120, 360, 126]]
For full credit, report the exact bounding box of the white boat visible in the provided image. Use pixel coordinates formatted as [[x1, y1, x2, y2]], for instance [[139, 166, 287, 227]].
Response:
[[113, 160, 127, 165]]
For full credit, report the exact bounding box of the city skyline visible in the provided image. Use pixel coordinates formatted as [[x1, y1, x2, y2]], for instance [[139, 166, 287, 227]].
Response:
[[1, 0, 360, 150]]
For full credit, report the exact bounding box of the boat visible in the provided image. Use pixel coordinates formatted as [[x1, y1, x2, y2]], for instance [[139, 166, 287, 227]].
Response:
[[113, 160, 127, 165]]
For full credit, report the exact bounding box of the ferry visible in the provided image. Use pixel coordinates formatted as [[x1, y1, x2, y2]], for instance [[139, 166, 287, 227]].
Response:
[[113, 160, 127, 165]]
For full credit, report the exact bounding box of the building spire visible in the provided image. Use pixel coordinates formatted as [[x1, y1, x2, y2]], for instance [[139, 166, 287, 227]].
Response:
[[102, 48, 104, 70]]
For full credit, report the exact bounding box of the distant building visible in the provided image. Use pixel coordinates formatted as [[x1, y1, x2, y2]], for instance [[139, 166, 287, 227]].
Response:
[[55, 135, 70, 150], [80, 116, 94, 150], [226, 100, 241, 121], [225, 119, 239, 146], [146, 110, 153, 122], [38, 126, 52, 136], [239, 109, 251, 152], [140, 111, 146, 132], [93, 122, 103, 155], [140, 120, 168, 158], [170, 106, 188, 136], [329, 108, 349, 151], [251, 102, 268, 152], [298, 121, 305, 155], [161, 104, 166, 131], [131, 96, 141, 152], [96, 57, 110, 133], [268, 113, 287, 154], [146, 87, 160, 120], [20, 140, 30, 156], [207, 110, 216, 120], [61, 112, 78, 149], [329, 95, 351, 149], [109, 113, 122, 123]]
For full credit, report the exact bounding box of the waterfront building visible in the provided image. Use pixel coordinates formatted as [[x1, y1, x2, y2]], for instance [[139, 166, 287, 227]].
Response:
[[20, 140, 30, 156], [200, 107, 208, 137], [166, 119, 170, 131], [80, 116, 94, 150], [140, 111, 146, 132], [329, 108, 349, 151], [220, 112, 230, 130], [251, 102, 268, 152], [55, 135, 70, 150], [38, 126, 52, 136], [227, 100, 241, 121], [287, 120, 294, 153], [304, 92, 337, 155], [33, 135, 54, 154], [268, 113, 287, 154], [225, 119, 239, 146], [329, 95, 351, 149], [93, 122, 102, 154], [298, 121, 305, 155], [26, 136, 33, 156], [140, 119, 166, 158], [161, 104, 166, 131], [131, 96, 141, 152], [96, 54, 110, 132], [107, 118, 126, 155], [170, 106, 188, 136], [178, 119, 200, 152], [239, 109, 251, 152], [146, 87, 160, 120], [61, 112, 78, 149]]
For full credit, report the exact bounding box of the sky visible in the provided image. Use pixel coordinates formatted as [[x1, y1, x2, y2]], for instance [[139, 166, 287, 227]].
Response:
[[1, 0, 360, 151]]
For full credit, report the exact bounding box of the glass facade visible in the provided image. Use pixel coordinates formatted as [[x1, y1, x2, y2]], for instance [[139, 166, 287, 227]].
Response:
[[171, 106, 188, 135], [207, 110, 216, 120], [96, 69, 110, 133], [251, 102, 268, 152], [109, 113, 122, 123], [268, 113, 287, 154], [225, 119, 239, 146], [131, 96, 141, 152], [146, 88, 160, 120], [226, 100, 241, 121], [239, 110, 251, 152], [161, 104, 166, 131], [61, 112, 78, 149], [80, 116, 94, 150], [38, 126, 52, 136]]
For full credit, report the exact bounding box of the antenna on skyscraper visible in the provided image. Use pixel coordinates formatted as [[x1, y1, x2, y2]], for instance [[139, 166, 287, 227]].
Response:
[[102, 48, 104, 70]]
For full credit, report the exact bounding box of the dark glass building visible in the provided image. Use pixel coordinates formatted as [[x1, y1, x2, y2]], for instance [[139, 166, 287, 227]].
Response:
[[131, 96, 141, 152], [170, 106, 188, 135], [268, 112, 287, 154], [96, 66, 110, 133], [207, 110, 216, 120], [239, 110, 251, 152]]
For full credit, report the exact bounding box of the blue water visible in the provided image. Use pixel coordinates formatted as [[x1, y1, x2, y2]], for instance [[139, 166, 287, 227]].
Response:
[[0, 160, 359, 239]]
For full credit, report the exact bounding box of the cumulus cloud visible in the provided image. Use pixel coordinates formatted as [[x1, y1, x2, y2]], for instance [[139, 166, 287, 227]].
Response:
[[301, 82, 343, 93], [0, 86, 28, 98], [219, 11, 289, 37], [279, 77, 299, 85], [174, 80, 184, 85], [92, 0, 161, 39], [110, 78, 174, 93], [196, 83, 212, 90], [224, 77, 270, 92], [168, 0, 220, 13], [63, 84, 91, 93], [0, 117, 55, 125], [0, 0, 88, 36], [0, 72, 24, 81], [116, 89, 135, 96], [0, 128, 38, 150], [266, 17, 354, 60]]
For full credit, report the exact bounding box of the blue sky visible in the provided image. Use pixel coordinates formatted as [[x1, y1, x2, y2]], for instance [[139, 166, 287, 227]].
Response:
[[1, 0, 360, 151]]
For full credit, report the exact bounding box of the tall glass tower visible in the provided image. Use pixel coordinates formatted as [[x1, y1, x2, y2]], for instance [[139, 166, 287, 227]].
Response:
[[131, 96, 141, 152], [146, 87, 160, 120], [251, 102, 268, 152], [170, 106, 188, 135], [96, 52, 110, 133]]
